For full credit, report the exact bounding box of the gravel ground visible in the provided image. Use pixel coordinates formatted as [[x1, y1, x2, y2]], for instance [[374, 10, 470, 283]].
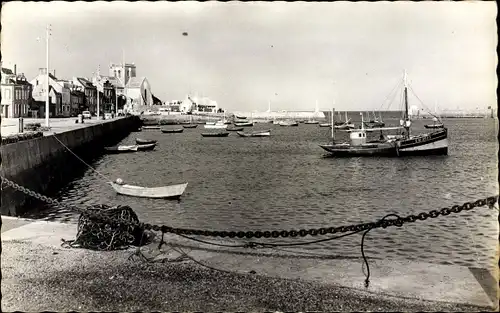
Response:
[[1, 240, 493, 312]]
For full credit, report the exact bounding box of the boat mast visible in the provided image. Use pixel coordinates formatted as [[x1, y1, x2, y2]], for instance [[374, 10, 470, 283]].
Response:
[[403, 70, 410, 138], [331, 107, 335, 142]]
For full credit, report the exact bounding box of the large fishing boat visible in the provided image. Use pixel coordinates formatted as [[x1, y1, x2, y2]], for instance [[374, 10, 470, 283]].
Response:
[[395, 71, 448, 156], [319, 110, 402, 157]]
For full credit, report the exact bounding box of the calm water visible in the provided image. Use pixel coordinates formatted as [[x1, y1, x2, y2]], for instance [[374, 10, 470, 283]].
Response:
[[28, 117, 499, 269]]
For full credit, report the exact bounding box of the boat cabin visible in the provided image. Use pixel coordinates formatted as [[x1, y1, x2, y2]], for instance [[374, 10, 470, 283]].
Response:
[[349, 130, 367, 146]]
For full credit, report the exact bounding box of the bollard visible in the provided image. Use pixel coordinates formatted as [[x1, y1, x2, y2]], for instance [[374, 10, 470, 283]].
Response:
[[78, 114, 83, 124], [19, 117, 24, 133]]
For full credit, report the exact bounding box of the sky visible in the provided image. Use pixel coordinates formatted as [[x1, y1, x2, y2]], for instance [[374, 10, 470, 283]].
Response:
[[1, 1, 497, 112]]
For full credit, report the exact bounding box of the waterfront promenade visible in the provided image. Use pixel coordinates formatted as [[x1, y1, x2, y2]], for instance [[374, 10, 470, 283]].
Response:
[[1, 117, 123, 137], [1, 216, 497, 311]]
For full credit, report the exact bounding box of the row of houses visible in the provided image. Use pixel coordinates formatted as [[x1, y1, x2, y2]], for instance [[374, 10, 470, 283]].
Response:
[[1, 62, 162, 118]]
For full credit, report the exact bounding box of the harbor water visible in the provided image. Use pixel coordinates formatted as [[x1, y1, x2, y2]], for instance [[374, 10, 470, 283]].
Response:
[[26, 116, 499, 269]]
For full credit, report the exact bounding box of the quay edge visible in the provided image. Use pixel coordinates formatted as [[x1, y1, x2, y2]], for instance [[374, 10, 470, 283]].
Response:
[[0, 116, 141, 216]]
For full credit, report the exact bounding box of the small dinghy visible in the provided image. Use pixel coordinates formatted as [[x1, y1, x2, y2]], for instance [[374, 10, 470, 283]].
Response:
[[142, 126, 161, 130], [110, 179, 188, 199], [201, 132, 230, 137], [137, 143, 157, 151], [182, 124, 198, 129], [104, 145, 139, 154], [161, 128, 184, 133], [234, 121, 254, 127], [136, 138, 157, 145], [237, 130, 271, 137]]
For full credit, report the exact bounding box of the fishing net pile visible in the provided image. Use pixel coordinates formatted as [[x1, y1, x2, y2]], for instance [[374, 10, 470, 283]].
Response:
[[62, 204, 147, 251]]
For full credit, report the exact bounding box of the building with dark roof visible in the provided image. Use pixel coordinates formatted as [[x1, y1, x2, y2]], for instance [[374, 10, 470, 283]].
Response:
[[2, 65, 33, 118]]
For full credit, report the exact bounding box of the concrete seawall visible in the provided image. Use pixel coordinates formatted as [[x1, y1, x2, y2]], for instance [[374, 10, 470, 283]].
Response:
[[0, 116, 141, 216]]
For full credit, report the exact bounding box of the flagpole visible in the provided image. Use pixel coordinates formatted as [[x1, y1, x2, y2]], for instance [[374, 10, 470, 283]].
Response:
[[45, 24, 51, 127], [97, 64, 100, 119]]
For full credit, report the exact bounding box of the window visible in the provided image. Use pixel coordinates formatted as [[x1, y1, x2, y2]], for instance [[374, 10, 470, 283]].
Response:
[[36, 80, 39, 86]]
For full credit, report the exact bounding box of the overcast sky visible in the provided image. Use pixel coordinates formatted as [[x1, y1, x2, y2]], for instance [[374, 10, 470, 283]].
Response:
[[1, 1, 497, 112]]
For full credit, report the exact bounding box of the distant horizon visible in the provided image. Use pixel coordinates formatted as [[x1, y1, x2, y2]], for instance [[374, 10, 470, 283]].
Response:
[[1, 1, 497, 112]]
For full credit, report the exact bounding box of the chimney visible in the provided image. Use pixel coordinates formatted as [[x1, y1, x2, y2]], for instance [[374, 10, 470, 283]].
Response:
[[53, 69, 56, 77], [14, 64, 17, 75]]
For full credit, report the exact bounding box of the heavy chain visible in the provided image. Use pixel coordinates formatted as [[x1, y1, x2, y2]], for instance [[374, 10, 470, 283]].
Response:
[[1, 175, 498, 239]]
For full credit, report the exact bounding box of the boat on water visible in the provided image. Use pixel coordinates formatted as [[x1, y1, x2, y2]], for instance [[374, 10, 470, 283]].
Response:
[[161, 128, 184, 133], [136, 138, 157, 145], [227, 126, 244, 131], [334, 112, 355, 129], [201, 132, 230, 137], [394, 71, 448, 156], [109, 180, 188, 199], [104, 145, 139, 154], [234, 121, 254, 127], [142, 126, 161, 130], [204, 120, 228, 129], [279, 121, 299, 126], [424, 105, 444, 129], [364, 111, 385, 128], [319, 123, 331, 127], [236, 129, 271, 137], [319, 110, 402, 157], [183, 124, 198, 129], [424, 120, 444, 129], [236, 115, 247, 119], [136, 143, 157, 151]]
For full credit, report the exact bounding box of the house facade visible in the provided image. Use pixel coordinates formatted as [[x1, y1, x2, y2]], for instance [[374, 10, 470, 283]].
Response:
[[1, 66, 33, 118], [73, 77, 97, 114], [30, 68, 65, 117]]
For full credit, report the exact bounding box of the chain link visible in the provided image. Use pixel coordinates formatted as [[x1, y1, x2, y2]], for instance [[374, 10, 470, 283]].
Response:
[[1, 175, 498, 240]]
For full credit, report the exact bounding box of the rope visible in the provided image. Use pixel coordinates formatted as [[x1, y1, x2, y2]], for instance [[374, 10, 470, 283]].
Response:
[[52, 133, 113, 183]]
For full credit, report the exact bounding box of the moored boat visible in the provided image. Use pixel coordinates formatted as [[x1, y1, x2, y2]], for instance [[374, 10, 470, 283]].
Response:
[[136, 138, 157, 145], [319, 110, 402, 157], [394, 71, 448, 156], [109, 180, 188, 199], [201, 132, 230, 137], [236, 129, 271, 137], [142, 126, 161, 130], [279, 121, 299, 126], [424, 117, 444, 129], [234, 121, 254, 127], [161, 128, 184, 133], [183, 124, 198, 129], [319, 123, 331, 127], [204, 121, 228, 129], [136, 143, 157, 151], [104, 145, 139, 154]]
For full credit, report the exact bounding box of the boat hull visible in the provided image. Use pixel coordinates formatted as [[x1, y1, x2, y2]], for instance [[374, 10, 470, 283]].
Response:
[[183, 124, 198, 128], [201, 132, 230, 137], [136, 138, 157, 145], [424, 124, 444, 129], [234, 122, 254, 127], [142, 126, 161, 130], [319, 143, 397, 157], [104, 145, 139, 154], [161, 128, 184, 133], [136, 143, 156, 151], [227, 127, 244, 131], [237, 131, 271, 137], [204, 124, 228, 129], [397, 129, 448, 156], [110, 182, 188, 199]]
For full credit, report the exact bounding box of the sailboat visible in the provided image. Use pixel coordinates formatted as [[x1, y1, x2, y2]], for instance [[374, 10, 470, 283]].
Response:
[[305, 100, 320, 124], [334, 112, 355, 129], [424, 102, 444, 129], [364, 110, 385, 128], [395, 71, 448, 155]]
